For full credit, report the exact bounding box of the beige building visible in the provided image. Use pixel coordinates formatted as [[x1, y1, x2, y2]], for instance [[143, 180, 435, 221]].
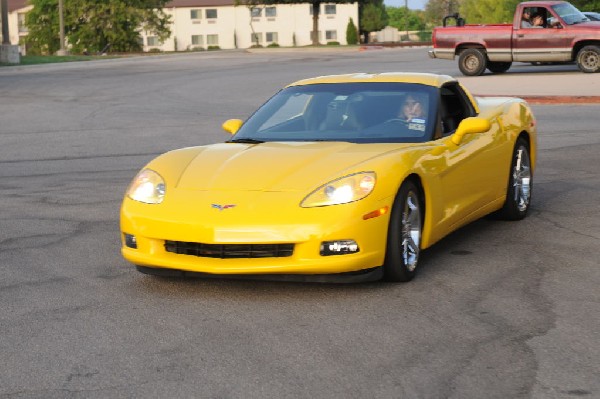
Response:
[[3, 0, 359, 55], [146, 0, 359, 51], [1, 0, 32, 55]]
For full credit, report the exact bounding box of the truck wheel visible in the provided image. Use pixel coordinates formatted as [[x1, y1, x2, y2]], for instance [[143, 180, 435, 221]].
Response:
[[487, 61, 512, 74], [458, 49, 487, 76], [576, 45, 600, 73]]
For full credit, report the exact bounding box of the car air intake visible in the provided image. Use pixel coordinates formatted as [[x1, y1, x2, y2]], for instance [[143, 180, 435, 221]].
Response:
[[165, 240, 294, 258]]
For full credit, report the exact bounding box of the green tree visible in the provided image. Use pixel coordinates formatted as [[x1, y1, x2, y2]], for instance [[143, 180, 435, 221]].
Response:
[[360, 0, 388, 43], [239, 0, 358, 46], [24, 0, 61, 54], [424, 0, 461, 25], [570, 0, 600, 12], [386, 6, 426, 32], [460, 0, 520, 24], [25, 0, 171, 54], [346, 17, 359, 45]]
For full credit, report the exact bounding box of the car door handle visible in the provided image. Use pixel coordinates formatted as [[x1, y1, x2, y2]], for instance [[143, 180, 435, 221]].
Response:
[[517, 34, 525, 38]]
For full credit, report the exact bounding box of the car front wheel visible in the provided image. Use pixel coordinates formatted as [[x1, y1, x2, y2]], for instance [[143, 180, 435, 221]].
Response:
[[383, 180, 423, 282], [498, 138, 532, 220]]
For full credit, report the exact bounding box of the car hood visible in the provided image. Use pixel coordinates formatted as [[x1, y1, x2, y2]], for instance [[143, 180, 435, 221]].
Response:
[[175, 141, 410, 191]]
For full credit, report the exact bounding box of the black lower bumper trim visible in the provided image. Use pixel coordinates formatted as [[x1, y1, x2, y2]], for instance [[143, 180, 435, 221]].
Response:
[[135, 265, 383, 283]]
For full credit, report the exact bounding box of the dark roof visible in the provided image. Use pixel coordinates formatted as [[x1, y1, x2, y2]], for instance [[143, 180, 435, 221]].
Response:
[[166, 0, 236, 7], [7, 0, 29, 12]]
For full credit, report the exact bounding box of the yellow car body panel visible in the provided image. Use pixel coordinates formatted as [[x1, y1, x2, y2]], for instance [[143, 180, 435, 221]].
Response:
[[120, 73, 537, 279]]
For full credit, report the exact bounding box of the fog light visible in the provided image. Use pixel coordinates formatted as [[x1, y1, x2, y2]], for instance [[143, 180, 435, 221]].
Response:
[[320, 240, 359, 256], [124, 234, 137, 249]]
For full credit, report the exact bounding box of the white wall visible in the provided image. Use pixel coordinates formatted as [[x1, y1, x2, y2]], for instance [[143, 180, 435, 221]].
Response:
[[5, 5, 32, 55], [142, 3, 359, 52]]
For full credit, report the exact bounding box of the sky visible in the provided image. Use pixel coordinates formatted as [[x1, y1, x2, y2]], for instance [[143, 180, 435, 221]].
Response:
[[384, 0, 428, 10]]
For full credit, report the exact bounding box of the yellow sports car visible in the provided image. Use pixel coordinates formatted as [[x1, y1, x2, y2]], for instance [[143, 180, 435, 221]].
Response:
[[120, 73, 536, 283]]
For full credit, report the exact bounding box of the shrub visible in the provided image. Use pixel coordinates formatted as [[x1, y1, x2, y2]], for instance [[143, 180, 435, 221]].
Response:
[[346, 18, 359, 45], [207, 46, 221, 51], [327, 41, 340, 46], [267, 42, 280, 48]]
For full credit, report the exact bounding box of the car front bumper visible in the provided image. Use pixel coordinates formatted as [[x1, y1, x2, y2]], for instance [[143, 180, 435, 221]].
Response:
[[120, 190, 393, 277]]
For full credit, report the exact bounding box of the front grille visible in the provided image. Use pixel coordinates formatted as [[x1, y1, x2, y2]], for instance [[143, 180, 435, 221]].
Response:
[[165, 240, 294, 259]]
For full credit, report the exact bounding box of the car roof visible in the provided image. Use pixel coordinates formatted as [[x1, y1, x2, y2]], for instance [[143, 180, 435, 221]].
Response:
[[286, 73, 457, 88]]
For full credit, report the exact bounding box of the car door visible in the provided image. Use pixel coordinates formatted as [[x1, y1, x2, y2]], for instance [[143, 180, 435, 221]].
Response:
[[429, 84, 506, 232]]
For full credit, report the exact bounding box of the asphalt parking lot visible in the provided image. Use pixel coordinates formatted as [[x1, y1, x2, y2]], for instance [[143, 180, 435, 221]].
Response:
[[1, 48, 599, 398]]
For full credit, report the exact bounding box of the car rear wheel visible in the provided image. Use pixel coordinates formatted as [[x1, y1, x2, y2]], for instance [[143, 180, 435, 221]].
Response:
[[383, 180, 422, 282], [576, 45, 600, 73], [458, 48, 488, 76], [497, 138, 532, 220], [487, 61, 512, 74]]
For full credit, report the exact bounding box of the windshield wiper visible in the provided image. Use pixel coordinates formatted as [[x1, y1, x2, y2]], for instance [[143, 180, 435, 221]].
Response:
[[226, 138, 265, 144]]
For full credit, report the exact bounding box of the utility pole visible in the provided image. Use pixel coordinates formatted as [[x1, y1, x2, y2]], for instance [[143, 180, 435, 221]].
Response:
[[57, 0, 67, 55], [1, 0, 9, 44], [0, 0, 19, 63], [405, 0, 409, 41]]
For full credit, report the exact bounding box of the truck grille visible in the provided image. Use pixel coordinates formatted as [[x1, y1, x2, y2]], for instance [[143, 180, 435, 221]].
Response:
[[165, 240, 294, 259]]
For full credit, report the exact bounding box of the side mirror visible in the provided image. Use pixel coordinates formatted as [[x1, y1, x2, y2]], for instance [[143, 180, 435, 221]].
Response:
[[451, 117, 491, 145], [222, 119, 244, 135]]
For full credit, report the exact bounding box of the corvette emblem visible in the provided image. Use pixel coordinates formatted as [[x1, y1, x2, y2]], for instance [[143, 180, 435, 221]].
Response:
[[211, 204, 236, 211]]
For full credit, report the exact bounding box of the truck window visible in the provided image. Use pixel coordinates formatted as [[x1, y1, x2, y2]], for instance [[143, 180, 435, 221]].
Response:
[[551, 2, 588, 25]]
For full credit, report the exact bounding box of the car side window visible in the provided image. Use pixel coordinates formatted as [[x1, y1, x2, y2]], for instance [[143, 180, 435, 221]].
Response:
[[439, 83, 475, 136]]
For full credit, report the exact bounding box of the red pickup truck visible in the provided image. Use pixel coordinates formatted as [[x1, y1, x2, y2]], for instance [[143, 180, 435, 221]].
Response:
[[429, 1, 600, 75]]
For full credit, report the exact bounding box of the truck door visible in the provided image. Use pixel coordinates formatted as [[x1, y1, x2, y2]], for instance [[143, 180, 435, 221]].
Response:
[[513, 6, 571, 62]]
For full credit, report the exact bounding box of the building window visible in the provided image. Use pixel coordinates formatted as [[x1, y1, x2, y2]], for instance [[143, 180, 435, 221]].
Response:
[[251, 7, 262, 17], [326, 30, 337, 40], [265, 7, 277, 17], [251, 32, 263, 45], [206, 9, 218, 19], [147, 36, 159, 46], [191, 35, 203, 46], [190, 9, 201, 19], [324, 5, 337, 15], [18, 13, 28, 33], [266, 32, 278, 43], [206, 34, 219, 46]]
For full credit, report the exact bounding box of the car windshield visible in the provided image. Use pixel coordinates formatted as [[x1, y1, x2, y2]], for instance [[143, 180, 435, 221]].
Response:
[[551, 3, 588, 24], [232, 83, 438, 144]]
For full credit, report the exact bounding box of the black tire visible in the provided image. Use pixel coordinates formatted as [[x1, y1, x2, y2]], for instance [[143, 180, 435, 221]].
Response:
[[576, 45, 600, 73], [487, 61, 512, 74], [458, 48, 488, 76], [383, 180, 423, 282], [497, 138, 532, 220]]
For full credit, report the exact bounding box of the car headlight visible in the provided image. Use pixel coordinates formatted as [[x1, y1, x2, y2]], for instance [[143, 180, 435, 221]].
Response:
[[126, 169, 166, 204], [301, 172, 376, 207]]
